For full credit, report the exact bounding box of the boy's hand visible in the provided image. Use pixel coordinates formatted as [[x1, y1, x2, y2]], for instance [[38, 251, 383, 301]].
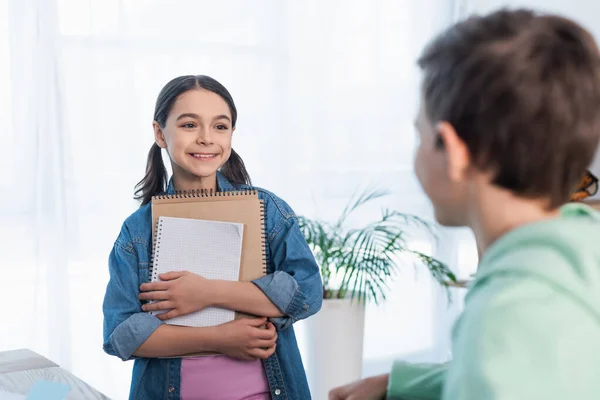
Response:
[[329, 374, 389, 400], [214, 318, 277, 361], [139, 271, 213, 319]]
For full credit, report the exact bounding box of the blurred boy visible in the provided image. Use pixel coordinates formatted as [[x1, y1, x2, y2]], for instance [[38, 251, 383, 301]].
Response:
[[331, 8, 600, 400]]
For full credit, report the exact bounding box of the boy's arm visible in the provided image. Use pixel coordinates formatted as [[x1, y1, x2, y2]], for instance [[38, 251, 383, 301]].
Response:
[[388, 361, 447, 399], [329, 363, 446, 400]]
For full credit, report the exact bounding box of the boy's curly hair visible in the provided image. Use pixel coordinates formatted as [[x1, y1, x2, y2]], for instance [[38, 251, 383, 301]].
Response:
[[419, 9, 600, 208]]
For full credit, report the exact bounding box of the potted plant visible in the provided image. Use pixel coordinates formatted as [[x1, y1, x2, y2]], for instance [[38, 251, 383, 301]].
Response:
[[297, 188, 455, 398]]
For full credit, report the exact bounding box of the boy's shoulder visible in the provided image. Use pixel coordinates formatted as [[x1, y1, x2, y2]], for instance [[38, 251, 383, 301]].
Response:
[[479, 208, 600, 280], [468, 210, 600, 321]]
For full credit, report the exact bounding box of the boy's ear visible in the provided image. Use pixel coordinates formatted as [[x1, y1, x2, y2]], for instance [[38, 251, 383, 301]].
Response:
[[153, 122, 167, 149], [436, 121, 471, 182], [434, 134, 445, 149]]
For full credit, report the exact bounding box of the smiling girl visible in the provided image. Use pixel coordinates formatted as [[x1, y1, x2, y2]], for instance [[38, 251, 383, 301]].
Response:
[[102, 75, 323, 400]]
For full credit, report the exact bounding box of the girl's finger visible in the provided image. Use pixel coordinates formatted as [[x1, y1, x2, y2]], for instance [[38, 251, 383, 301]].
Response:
[[248, 348, 268, 359], [141, 300, 174, 312], [157, 309, 180, 321], [138, 290, 170, 301], [159, 271, 187, 280], [256, 326, 278, 340], [140, 281, 170, 292], [253, 337, 277, 348], [250, 344, 276, 359], [244, 317, 268, 327], [265, 343, 276, 357]]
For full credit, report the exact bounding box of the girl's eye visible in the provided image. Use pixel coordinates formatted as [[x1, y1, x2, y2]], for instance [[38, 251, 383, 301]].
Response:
[[216, 124, 229, 131], [182, 123, 196, 129]]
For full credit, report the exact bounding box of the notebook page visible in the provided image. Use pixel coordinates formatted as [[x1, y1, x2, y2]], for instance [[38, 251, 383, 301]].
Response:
[[150, 216, 243, 327]]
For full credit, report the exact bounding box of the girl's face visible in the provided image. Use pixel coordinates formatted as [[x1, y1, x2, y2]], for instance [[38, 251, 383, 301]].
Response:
[[154, 89, 233, 187]]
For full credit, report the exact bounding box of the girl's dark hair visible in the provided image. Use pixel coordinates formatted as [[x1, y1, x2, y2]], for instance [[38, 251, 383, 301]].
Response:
[[134, 75, 251, 205]]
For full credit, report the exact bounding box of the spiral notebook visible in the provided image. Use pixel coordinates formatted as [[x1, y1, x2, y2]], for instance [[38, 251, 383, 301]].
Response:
[[150, 189, 267, 320], [150, 216, 243, 327]]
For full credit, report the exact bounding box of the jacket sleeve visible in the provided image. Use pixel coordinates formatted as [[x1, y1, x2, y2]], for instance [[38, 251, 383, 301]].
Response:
[[102, 225, 163, 361], [252, 212, 323, 330]]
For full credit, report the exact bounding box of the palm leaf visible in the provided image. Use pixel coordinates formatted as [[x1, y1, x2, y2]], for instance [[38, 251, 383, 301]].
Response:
[[336, 186, 389, 228], [299, 187, 456, 305]]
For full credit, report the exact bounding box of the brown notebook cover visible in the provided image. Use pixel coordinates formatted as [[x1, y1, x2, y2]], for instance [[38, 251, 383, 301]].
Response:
[[149, 190, 268, 357], [151, 190, 266, 308]]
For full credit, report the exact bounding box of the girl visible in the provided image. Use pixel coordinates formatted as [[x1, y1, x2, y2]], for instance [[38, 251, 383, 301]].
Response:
[[103, 75, 323, 400]]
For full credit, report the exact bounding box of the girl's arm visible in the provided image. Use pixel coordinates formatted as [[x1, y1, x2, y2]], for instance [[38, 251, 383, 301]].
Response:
[[210, 281, 284, 317], [103, 225, 276, 361], [140, 215, 323, 327], [134, 318, 277, 360], [133, 325, 219, 358], [139, 272, 284, 319]]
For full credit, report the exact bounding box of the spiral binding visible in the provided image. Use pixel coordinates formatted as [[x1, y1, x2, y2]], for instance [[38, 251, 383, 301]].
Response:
[[149, 218, 164, 284], [259, 200, 267, 275], [147, 218, 164, 316], [152, 189, 258, 201]]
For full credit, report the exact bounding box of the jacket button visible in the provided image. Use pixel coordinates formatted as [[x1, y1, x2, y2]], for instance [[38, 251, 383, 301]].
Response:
[[303, 304, 309, 311], [275, 388, 281, 396], [168, 386, 175, 393]]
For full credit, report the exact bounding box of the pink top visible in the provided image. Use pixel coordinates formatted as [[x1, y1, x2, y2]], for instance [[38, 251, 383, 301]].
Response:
[[180, 355, 270, 400]]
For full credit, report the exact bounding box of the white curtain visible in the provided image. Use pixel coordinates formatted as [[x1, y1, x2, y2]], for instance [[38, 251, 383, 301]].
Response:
[[0, 0, 478, 398]]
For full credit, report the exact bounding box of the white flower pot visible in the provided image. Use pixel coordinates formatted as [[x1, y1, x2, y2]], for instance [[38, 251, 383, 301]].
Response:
[[301, 298, 366, 400]]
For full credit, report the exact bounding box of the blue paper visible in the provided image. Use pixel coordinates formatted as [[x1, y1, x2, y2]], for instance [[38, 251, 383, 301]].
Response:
[[26, 380, 70, 400]]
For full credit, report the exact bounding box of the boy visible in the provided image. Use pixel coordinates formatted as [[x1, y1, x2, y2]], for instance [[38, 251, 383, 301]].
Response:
[[330, 8, 600, 400]]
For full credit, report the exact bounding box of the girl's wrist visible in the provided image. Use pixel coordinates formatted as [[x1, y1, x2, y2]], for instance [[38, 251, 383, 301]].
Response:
[[208, 280, 233, 309], [198, 325, 223, 353]]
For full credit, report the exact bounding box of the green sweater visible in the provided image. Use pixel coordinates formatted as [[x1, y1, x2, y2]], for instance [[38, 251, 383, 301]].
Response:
[[388, 203, 600, 399]]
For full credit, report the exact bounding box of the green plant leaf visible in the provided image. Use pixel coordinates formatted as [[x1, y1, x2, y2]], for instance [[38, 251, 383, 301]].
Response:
[[336, 187, 389, 228], [299, 187, 455, 305]]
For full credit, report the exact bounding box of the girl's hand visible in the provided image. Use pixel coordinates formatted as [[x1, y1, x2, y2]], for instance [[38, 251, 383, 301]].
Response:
[[139, 271, 212, 320], [214, 318, 278, 361]]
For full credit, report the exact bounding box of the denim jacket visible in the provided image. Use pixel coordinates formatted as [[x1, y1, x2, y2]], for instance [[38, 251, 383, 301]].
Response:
[[102, 172, 323, 399]]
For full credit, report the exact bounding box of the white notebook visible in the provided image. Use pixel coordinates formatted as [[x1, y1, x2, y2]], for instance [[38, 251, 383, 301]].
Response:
[[149, 216, 244, 327]]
